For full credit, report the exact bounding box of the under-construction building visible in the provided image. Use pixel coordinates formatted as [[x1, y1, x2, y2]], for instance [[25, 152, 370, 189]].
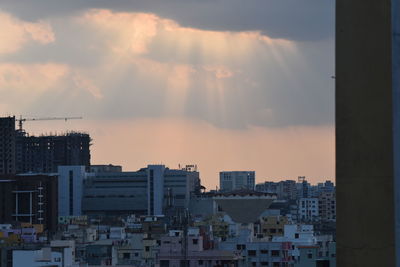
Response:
[[15, 131, 91, 173], [0, 116, 91, 175]]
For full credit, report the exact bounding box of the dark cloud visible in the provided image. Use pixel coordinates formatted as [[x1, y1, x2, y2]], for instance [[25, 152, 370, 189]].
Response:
[[0, 1, 334, 129], [0, 0, 334, 41]]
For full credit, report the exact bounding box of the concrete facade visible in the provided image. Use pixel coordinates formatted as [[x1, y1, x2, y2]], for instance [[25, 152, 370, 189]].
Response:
[[336, 0, 399, 265], [298, 198, 319, 222], [219, 171, 255, 192], [82, 165, 200, 217], [0, 174, 58, 231], [58, 166, 86, 217], [0, 117, 16, 175]]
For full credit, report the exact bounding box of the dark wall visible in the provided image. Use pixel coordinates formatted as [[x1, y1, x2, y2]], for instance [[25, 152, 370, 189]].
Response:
[[0, 175, 58, 232], [336, 0, 395, 266]]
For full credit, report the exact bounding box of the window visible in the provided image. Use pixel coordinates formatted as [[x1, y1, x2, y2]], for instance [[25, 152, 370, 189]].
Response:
[[295, 233, 299, 239], [192, 239, 198, 245], [145, 246, 150, 252], [261, 262, 269, 266], [260, 250, 268, 254], [123, 253, 130, 259], [236, 244, 246, 250], [248, 250, 256, 256], [271, 250, 280, 257], [198, 260, 204, 265], [308, 253, 313, 259]]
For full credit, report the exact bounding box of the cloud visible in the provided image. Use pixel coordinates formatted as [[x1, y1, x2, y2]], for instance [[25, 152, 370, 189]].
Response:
[[0, 63, 68, 92], [0, 8, 334, 129], [0, 5, 335, 182], [72, 72, 103, 99], [80, 9, 159, 55], [203, 65, 234, 79], [0, 11, 54, 55], [0, 0, 334, 41]]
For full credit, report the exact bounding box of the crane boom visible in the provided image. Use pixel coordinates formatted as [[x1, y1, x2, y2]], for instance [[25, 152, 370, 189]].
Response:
[[17, 116, 83, 131]]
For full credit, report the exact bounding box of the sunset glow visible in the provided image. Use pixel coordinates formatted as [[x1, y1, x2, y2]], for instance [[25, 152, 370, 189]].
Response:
[[0, 5, 334, 187]]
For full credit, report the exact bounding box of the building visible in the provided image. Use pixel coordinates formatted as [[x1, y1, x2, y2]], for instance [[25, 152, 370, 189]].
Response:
[[58, 166, 86, 217], [259, 215, 289, 239], [256, 180, 298, 200], [0, 116, 91, 175], [0, 174, 58, 232], [297, 178, 311, 199], [82, 165, 201, 217], [12, 240, 76, 267], [15, 132, 91, 173], [255, 181, 278, 194], [158, 229, 243, 267], [293, 243, 336, 267], [245, 241, 292, 267], [0, 180, 14, 223], [0, 117, 16, 175], [89, 164, 122, 173], [213, 190, 276, 224], [298, 198, 319, 222], [318, 192, 336, 222], [219, 171, 255, 192], [277, 180, 297, 200]]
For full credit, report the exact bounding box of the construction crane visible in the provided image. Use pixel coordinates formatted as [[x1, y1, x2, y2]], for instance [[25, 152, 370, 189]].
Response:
[[17, 116, 83, 131]]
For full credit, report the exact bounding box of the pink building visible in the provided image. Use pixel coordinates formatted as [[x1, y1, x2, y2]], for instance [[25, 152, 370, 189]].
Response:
[[158, 229, 243, 267]]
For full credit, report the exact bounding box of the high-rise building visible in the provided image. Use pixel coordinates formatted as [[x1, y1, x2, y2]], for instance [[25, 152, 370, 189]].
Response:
[[219, 171, 255, 192], [16, 132, 91, 173], [1, 116, 91, 174], [0, 117, 16, 175]]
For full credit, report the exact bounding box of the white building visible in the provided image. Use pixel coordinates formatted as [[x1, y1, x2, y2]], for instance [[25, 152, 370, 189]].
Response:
[[219, 171, 255, 192], [58, 166, 86, 216], [147, 165, 165, 216], [298, 198, 319, 221], [13, 240, 76, 267]]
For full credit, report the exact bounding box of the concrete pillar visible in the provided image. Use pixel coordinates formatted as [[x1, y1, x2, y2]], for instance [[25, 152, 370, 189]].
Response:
[[336, 0, 399, 266]]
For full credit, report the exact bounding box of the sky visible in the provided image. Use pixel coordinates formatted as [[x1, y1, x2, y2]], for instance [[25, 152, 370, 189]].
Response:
[[0, 0, 335, 189]]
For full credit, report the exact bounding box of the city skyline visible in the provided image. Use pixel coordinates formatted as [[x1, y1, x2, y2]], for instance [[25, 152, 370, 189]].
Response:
[[0, 1, 335, 188]]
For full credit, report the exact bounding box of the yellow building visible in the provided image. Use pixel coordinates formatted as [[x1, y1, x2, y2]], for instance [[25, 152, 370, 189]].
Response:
[[260, 215, 289, 238]]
